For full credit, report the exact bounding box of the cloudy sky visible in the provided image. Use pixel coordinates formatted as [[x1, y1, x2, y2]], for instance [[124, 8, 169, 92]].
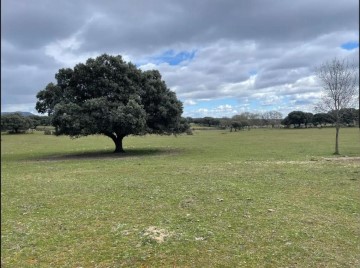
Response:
[[2, 0, 359, 118]]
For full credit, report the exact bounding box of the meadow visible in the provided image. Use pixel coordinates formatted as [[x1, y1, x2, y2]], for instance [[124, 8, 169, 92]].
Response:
[[1, 128, 360, 267]]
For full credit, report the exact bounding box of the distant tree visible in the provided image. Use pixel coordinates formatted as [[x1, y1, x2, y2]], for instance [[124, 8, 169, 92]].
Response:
[[36, 54, 188, 153], [218, 117, 233, 129], [192, 117, 220, 127], [232, 114, 249, 127], [1, 113, 33, 133], [283, 111, 306, 127], [304, 112, 314, 127], [312, 113, 334, 126], [316, 58, 358, 154], [28, 115, 51, 127], [28, 115, 41, 128], [261, 111, 283, 127], [40, 115, 51, 126], [236, 112, 261, 126], [203, 117, 220, 127], [338, 108, 359, 126], [186, 117, 194, 123], [230, 121, 240, 132], [241, 119, 250, 128], [281, 116, 290, 127]]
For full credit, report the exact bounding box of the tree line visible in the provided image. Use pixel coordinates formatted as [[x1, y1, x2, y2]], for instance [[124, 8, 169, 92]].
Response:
[[187, 108, 359, 130], [281, 109, 359, 128], [1, 113, 51, 134], [3, 107, 358, 135], [188, 111, 282, 131]]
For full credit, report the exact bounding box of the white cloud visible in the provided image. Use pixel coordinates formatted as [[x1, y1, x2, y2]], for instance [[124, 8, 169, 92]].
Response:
[[219, 76, 256, 96], [43, 13, 119, 67], [184, 99, 197, 105], [187, 104, 239, 118]]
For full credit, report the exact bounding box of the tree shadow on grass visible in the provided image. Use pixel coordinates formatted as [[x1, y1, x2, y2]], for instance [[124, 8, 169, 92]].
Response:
[[31, 147, 182, 162]]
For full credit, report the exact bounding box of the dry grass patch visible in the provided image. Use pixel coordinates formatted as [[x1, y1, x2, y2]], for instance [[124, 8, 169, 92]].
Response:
[[141, 226, 174, 243], [323, 156, 360, 163]]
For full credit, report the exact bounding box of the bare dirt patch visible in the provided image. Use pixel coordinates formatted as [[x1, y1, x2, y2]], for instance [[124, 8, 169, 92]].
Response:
[[142, 226, 174, 243], [273, 160, 317, 165], [323, 156, 360, 164]]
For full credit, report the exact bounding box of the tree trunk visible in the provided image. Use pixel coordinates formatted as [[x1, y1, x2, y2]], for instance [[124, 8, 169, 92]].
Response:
[[114, 136, 125, 153], [105, 133, 125, 153], [334, 125, 340, 155]]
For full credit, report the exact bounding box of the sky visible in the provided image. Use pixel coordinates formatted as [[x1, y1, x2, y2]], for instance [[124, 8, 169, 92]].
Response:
[[1, 0, 359, 118]]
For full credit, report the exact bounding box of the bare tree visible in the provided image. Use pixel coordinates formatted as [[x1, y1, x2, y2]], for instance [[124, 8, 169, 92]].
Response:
[[262, 111, 283, 128], [316, 58, 358, 155]]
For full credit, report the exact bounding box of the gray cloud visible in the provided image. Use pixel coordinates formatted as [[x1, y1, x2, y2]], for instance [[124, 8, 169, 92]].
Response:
[[1, 0, 359, 116], [2, 1, 89, 49]]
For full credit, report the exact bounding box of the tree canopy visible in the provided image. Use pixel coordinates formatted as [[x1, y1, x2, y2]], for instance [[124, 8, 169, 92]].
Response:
[[281, 111, 306, 127], [36, 54, 188, 152], [312, 113, 334, 126], [1, 113, 33, 133]]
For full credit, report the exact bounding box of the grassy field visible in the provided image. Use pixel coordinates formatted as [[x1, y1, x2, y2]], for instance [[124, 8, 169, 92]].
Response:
[[1, 128, 360, 267]]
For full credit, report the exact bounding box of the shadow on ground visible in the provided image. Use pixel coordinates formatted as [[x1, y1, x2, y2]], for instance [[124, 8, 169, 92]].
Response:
[[31, 148, 182, 162]]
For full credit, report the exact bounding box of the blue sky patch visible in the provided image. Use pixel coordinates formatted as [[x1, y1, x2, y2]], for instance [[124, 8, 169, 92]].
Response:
[[248, 69, 258, 76], [151, 50, 196, 65], [341, 41, 359, 50]]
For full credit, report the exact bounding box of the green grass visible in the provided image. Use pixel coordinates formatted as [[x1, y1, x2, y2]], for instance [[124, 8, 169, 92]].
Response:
[[1, 128, 360, 267], [35, 126, 55, 131]]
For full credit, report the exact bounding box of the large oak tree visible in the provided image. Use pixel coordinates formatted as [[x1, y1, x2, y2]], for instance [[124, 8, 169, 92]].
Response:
[[36, 54, 188, 152]]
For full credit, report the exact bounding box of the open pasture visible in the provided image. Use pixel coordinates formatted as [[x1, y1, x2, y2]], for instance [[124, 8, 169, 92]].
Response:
[[1, 128, 360, 267]]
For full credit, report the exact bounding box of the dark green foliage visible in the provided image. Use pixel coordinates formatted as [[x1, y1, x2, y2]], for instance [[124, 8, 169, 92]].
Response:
[[204, 117, 220, 127], [28, 115, 51, 127], [1, 111, 34, 117], [338, 108, 359, 125], [193, 117, 220, 127], [231, 121, 242, 131], [28, 115, 42, 128], [281, 116, 290, 127], [312, 113, 335, 126], [35, 54, 187, 152], [282, 111, 306, 127], [313, 109, 359, 127], [231, 114, 252, 127], [186, 117, 194, 123], [1, 113, 33, 133], [304, 112, 314, 126]]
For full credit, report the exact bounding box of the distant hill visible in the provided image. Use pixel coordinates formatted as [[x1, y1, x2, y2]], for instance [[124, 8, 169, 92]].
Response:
[[1, 111, 35, 117]]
